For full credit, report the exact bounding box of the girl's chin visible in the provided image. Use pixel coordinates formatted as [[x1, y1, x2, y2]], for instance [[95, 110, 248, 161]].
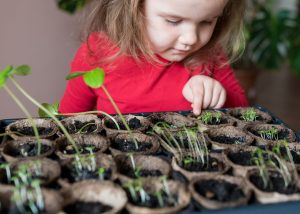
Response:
[[157, 52, 188, 62]]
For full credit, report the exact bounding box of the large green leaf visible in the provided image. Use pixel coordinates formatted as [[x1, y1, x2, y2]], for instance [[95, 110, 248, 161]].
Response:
[[83, 68, 105, 89]]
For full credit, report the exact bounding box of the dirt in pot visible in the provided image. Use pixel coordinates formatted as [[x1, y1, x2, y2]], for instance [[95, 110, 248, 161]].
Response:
[[105, 117, 142, 130], [7, 204, 45, 214], [210, 136, 246, 145], [126, 190, 179, 208], [111, 139, 152, 152], [62, 166, 112, 183], [9, 143, 52, 158], [63, 201, 112, 214], [228, 151, 254, 166], [194, 180, 245, 202], [62, 144, 98, 155], [119, 165, 162, 178], [64, 120, 98, 134], [179, 157, 223, 172], [10, 126, 53, 137], [249, 171, 300, 194]]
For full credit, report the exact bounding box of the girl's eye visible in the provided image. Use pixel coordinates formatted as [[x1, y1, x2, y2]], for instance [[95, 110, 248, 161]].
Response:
[[201, 20, 213, 25], [165, 19, 181, 26]]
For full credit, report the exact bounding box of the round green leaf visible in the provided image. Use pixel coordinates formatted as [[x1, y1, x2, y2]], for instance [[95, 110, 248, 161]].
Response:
[[14, 65, 31, 76], [83, 68, 105, 88], [65, 72, 86, 80]]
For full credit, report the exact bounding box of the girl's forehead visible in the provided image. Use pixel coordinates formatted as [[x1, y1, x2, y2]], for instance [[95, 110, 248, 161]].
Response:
[[145, 0, 228, 20]]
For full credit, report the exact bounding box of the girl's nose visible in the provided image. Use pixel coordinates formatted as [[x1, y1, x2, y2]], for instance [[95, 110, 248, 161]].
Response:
[[179, 28, 198, 47]]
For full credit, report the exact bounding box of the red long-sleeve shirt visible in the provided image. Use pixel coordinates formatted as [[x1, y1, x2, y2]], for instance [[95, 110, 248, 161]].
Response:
[[59, 33, 248, 114]]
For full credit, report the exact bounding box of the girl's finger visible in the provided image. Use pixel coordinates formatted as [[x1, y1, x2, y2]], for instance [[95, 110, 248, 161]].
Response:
[[202, 82, 213, 109], [191, 82, 204, 115], [215, 90, 227, 109], [210, 86, 222, 109]]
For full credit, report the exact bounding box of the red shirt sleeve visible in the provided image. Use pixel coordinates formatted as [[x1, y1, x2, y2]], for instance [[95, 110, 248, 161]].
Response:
[[59, 43, 97, 113], [212, 55, 249, 108]]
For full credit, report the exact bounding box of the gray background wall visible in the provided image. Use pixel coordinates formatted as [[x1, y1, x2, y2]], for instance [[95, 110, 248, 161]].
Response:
[[0, 0, 82, 119]]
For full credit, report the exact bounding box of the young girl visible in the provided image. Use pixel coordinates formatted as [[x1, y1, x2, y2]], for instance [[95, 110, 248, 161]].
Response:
[[59, 0, 248, 115]]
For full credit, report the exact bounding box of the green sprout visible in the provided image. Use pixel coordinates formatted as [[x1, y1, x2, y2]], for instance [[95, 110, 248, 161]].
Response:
[[66, 68, 138, 149], [123, 179, 149, 205], [0, 64, 80, 155], [0, 65, 41, 154], [241, 108, 258, 122], [97, 167, 106, 180], [72, 145, 97, 177], [197, 111, 222, 125], [154, 190, 164, 207], [258, 127, 279, 140], [252, 147, 294, 189], [251, 148, 270, 189], [11, 179, 44, 214]]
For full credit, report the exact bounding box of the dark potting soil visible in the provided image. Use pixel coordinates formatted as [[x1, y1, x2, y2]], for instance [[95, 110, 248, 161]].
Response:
[[0, 155, 5, 164], [277, 147, 300, 164], [11, 126, 53, 136], [64, 167, 112, 182], [62, 144, 98, 155], [8, 204, 45, 214], [119, 165, 163, 178], [250, 129, 290, 141], [63, 201, 112, 214], [291, 150, 300, 164], [112, 139, 152, 152], [227, 151, 254, 166], [180, 157, 223, 172], [210, 136, 246, 145], [127, 190, 178, 208], [194, 179, 245, 202], [227, 150, 274, 166], [9, 143, 52, 157], [65, 120, 98, 134], [249, 172, 300, 194], [105, 117, 142, 130]]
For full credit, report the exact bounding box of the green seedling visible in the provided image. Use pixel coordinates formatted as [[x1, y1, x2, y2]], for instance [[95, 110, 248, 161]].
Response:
[[258, 127, 279, 140], [123, 179, 149, 205], [241, 108, 258, 121], [97, 167, 106, 180], [197, 111, 222, 125], [154, 190, 164, 207], [11, 179, 44, 214], [251, 148, 270, 189], [0, 65, 41, 154], [66, 68, 138, 149], [0, 64, 80, 155]]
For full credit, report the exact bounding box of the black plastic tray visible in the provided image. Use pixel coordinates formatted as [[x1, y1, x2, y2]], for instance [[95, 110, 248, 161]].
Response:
[[0, 106, 300, 213]]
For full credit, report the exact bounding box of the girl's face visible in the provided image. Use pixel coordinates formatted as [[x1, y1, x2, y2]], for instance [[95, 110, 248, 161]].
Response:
[[145, 0, 228, 62]]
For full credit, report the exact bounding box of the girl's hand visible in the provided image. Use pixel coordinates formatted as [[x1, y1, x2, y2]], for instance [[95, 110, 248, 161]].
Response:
[[182, 75, 226, 115]]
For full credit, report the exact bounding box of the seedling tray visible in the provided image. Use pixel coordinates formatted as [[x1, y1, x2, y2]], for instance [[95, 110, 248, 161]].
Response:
[[0, 106, 299, 214]]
